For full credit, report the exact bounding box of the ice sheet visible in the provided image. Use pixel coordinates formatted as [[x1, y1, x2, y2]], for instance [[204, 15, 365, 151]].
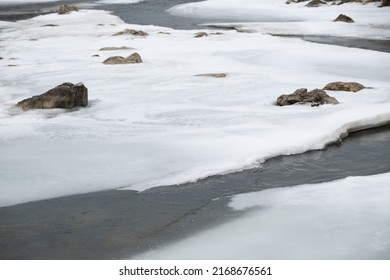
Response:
[[170, 0, 390, 38], [138, 173, 390, 259], [0, 7, 389, 207]]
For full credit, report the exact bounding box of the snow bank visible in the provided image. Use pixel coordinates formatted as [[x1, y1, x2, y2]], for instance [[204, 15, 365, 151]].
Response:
[[170, 0, 390, 39], [0, 7, 389, 207], [169, 0, 388, 23], [139, 173, 390, 259]]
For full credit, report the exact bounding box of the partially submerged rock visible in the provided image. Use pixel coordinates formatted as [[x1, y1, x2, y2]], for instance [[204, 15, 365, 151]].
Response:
[[113, 29, 148, 36], [195, 73, 227, 78], [323, 81, 365, 92], [16, 82, 88, 111], [102, 52, 143, 65], [334, 14, 354, 23], [58, 4, 78, 15], [99, 46, 132, 51], [276, 88, 339, 106]]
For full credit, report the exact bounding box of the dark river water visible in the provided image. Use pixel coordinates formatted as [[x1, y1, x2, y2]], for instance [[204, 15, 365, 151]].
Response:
[[0, 0, 389, 259], [1, 124, 389, 259]]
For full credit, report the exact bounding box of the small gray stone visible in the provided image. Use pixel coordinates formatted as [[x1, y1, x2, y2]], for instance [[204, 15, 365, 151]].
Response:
[[113, 29, 148, 36], [323, 81, 365, 92], [103, 52, 143, 65], [334, 14, 354, 23]]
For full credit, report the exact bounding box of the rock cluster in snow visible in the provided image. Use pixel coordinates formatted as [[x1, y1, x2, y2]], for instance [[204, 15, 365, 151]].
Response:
[[276, 88, 339, 106]]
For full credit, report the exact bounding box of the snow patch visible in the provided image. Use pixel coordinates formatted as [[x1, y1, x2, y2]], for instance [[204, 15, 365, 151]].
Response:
[[138, 173, 390, 259]]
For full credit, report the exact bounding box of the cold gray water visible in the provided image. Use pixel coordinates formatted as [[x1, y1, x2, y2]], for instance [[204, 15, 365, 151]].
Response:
[[1, 124, 390, 259]]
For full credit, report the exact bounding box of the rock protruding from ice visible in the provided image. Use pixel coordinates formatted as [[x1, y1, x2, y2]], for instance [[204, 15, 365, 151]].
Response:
[[16, 82, 88, 111], [113, 29, 149, 36], [102, 52, 143, 64], [323, 81, 366, 92], [276, 88, 339, 106], [194, 32, 209, 38], [99, 46, 132, 51], [58, 5, 79, 15], [305, 0, 328, 7], [286, 0, 309, 3], [195, 73, 227, 78], [334, 14, 354, 23]]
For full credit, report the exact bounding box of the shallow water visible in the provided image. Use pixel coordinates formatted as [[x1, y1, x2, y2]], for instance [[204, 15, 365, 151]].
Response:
[[1, 124, 389, 259]]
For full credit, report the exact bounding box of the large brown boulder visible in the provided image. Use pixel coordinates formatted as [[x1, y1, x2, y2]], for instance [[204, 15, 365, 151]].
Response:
[[323, 81, 365, 92], [276, 88, 339, 106], [58, 5, 79, 15], [102, 52, 143, 65], [16, 82, 88, 111]]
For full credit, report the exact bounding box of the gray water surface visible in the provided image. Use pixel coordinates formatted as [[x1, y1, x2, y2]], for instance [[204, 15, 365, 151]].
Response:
[[1, 124, 389, 259]]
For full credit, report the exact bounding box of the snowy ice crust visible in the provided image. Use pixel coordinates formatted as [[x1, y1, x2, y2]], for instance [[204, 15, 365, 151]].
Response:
[[139, 173, 390, 259], [0, 2, 390, 207]]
